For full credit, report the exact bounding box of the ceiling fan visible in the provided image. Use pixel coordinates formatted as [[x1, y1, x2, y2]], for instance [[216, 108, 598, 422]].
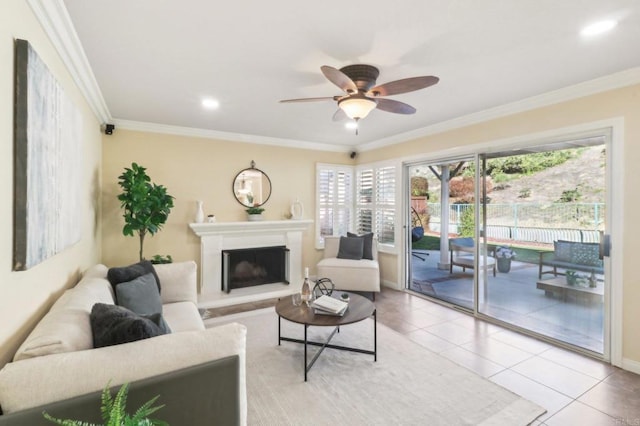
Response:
[[280, 64, 439, 132]]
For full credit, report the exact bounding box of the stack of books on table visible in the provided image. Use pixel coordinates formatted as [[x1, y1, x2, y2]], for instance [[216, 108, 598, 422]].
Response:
[[312, 295, 348, 316]]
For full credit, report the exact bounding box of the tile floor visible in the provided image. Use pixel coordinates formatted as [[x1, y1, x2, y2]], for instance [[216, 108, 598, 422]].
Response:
[[206, 287, 640, 425]]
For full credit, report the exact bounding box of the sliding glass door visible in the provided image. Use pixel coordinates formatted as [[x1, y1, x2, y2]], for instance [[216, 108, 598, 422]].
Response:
[[408, 157, 476, 310], [477, 138, 607, 354], [407, 135, 609, 356]]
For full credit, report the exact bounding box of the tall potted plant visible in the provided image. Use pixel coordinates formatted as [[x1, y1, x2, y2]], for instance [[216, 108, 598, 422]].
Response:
[[117, 163, 174, 261]]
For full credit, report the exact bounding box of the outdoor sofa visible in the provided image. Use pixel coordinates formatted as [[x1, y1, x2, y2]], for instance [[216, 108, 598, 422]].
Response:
[[538, 240, 604, 279]]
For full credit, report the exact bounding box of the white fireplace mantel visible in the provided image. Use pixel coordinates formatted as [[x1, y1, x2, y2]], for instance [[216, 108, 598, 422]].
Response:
[[189, 219, 313, 308]]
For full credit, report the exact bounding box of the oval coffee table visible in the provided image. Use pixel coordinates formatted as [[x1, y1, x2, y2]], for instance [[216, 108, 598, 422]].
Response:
[[275, 292, 376, 381]]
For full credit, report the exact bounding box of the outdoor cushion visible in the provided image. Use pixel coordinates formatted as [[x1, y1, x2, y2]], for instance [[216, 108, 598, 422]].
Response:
[[571, 242, 601, 266], [544, 259, 604, 273], [554, 240, 573, 262]]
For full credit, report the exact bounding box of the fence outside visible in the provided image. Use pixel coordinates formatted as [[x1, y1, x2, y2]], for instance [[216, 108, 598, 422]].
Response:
[[423, 202, 605, 244]]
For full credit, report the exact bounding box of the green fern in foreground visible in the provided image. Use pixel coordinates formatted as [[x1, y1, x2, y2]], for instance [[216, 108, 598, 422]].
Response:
[[43, 383, 167, 426]]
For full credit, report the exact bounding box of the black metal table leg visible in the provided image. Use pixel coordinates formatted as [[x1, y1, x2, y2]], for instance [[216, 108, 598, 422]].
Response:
[[304, 325, 308, 382], [374, 309, 377, 362]]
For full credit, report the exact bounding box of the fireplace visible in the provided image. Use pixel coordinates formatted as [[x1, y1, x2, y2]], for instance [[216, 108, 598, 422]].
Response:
[[189, 219, 312, 308], [222, 246, 290, 293]]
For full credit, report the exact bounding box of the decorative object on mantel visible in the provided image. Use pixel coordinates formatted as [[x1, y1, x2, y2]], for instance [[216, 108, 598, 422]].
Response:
[[290, 198, 304, 220], [195, 200, 205, 223], [233, 160, 272, 208], [246, 206, 265, 221], [117, 162, 174, 261], [207, 214, 216, 223]]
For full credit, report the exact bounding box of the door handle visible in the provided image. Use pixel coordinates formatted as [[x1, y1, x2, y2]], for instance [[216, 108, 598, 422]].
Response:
[[600, 233, 611, 258]]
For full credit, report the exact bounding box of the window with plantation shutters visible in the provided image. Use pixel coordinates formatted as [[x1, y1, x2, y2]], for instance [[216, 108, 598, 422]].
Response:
[[316, 162, 397, 250], [356, 165, 396, 246], [316, 164, 353, 247]]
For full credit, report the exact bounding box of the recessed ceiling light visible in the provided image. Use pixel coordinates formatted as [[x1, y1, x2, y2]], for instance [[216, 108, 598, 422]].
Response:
[[581, 19, 617, 37], [201, 98, 220, 109], [345, 121, 358, 130]]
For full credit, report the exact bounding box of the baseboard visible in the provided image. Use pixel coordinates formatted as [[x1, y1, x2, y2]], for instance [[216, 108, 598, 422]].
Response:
[[621, 357, 640, 375], [381, 279, 400, 290]]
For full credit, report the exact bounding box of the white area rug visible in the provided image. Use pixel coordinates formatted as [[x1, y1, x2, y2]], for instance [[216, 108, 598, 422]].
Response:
[[206, 309, 545, 425]]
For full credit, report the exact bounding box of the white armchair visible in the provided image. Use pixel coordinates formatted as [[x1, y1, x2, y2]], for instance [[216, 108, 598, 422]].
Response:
[[316, 236, 381, 297]]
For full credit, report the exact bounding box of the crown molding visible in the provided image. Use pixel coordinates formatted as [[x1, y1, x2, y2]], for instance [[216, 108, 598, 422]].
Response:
[[113, 119, 350, 152], [28, 0, 111, 124], [358, 66, 640, 152], [31, 0, 640, 151]]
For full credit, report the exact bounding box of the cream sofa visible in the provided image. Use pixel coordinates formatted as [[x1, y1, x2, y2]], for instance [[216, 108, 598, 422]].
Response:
[[0, 261, 247, 425], [316, 236, 380, 296]]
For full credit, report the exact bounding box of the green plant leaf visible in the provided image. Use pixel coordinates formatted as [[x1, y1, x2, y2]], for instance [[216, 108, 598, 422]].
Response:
[[117, 163, 174, 260]]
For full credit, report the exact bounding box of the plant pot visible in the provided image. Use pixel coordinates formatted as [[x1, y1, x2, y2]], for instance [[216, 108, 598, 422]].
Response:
[[247, 214, 263, 221], [497, 258, 511, 273]]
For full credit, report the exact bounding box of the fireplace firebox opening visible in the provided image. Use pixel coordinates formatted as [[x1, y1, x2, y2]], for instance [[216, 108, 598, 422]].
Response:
[[222, 246, 290, 293]]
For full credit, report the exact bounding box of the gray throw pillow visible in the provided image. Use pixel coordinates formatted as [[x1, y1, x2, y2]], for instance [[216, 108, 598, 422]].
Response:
[[90, 303, 167, 348], [115, 273, 171, 334], [337, 236, 364, 260], [347, 232, 374, 260], [107, 260, 161, 297]]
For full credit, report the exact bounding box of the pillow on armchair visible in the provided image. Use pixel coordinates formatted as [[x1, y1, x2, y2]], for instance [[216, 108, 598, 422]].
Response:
[[337, 236, 364, 260], [347, 232, 374, 260]]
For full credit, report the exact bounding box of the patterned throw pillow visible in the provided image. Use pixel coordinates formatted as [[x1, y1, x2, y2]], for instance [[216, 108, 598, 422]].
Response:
[[572, 242, 601, 267], [554, 241, 573, 262]]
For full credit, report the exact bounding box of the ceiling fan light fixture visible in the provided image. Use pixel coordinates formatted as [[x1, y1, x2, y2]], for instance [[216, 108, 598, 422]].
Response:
[[338, 96, 377, 120]]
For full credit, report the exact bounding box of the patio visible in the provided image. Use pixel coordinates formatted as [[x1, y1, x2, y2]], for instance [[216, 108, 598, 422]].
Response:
[[410, 249, 604, 354]]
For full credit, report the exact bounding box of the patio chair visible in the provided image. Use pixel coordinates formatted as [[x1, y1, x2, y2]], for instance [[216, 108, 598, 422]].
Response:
[[411, 207, 428, 261], [449, 237, 496, 277]]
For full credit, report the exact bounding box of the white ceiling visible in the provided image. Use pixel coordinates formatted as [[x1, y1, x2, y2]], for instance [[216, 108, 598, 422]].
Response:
[[59, 0, 640, 150]]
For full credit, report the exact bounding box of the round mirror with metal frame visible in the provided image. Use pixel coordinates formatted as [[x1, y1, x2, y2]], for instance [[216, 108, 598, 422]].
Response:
[[233, 161, 272, 207]]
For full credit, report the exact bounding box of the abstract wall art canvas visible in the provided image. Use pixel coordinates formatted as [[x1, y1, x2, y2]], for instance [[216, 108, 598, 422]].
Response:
[[13, 39, 82, 271]]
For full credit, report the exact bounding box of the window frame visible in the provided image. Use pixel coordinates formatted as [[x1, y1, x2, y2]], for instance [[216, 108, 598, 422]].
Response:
[[315, 163, 354, 249], [314, 161, 402, 254], [355, 160, 400, 253]]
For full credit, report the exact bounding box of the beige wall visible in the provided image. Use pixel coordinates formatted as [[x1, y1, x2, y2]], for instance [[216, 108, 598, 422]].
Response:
[[102, 85, 640, 366], [359, 83, 640, 364], [101, 130, 350, 280], [0, 0, 103, 366]]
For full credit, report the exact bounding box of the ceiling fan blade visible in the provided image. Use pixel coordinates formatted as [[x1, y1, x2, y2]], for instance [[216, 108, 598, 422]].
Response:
[[321, 65, 358, 94], [279, 97, 336, 103], [368, 76, 439, 97], [376, 98, 416, 114], [332, 108, 347, 122]]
